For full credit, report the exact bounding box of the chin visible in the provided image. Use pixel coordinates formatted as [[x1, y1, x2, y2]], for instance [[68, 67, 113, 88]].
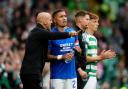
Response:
[[95, 29, 98, 31], [48, 28, 51, 31], [62, 25, 67, 27]]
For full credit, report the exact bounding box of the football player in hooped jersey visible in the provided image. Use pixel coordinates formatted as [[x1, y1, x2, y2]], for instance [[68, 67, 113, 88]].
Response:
[[48, 9, 81, 89], [82, 13, 116, 89]]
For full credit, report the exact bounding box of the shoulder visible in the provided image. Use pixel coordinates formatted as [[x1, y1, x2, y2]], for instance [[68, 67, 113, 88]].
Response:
[[31, 26, 41, 32], [51, 27, 57, 32], [72, 26, 80, 31], [82, 32, 90, 42], [65, 27, 76, 32], [90, 35, 97, 40], [87, 35, 97, 43], [29, 27, 49, 37]]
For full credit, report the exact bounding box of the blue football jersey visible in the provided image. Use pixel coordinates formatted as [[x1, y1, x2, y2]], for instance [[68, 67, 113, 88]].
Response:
[[48, 27, 79, 79]]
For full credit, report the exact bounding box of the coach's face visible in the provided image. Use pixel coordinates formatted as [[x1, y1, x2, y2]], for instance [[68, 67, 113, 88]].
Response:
[[54, 11, 67, 27], [37, 12, 53, 30], [45, 14, 52, 30]]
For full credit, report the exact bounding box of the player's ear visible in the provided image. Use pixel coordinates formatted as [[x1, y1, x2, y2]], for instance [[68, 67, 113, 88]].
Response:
[[53, 18, 56, 24], [51, 18, 55, 27], [43, 20, 47, 25], [78, 17, 82, 23]]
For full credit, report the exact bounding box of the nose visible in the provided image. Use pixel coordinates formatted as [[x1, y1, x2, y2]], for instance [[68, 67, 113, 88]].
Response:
[[63, 16, 67, 20], [63, 17, 66, 21]]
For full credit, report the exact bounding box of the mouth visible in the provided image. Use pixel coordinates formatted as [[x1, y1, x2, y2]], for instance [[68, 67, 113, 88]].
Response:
[[63, 19, 67, 22], [96, 27, 98, 29]]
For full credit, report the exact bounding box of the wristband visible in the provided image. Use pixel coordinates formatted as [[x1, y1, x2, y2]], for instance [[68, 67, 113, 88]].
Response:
[[57, 55, 63, 60]]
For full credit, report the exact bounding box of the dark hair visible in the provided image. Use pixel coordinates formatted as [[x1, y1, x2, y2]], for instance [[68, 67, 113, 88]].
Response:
[[75, 10, 99, 20], [52, 9, 65, 18], [89, 13, 99, 20], [75, 10, 90, 18]]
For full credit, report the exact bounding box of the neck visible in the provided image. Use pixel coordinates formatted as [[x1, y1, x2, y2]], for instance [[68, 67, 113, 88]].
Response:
[[86, 28, 94, 35], [37, 22, 47, 29], [76, 24, 86, 31], [57, 26, 65, 32], [76, 23, 86, 32], [42, 24, 47, 29]]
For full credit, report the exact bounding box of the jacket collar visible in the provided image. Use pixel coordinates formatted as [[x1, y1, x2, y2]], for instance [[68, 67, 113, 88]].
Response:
[[37, 23, 45, 29], [75, 25, 85, 33]]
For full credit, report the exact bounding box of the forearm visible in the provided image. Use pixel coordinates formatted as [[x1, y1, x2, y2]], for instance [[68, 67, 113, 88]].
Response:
[[47, 54, 57, 60], [47, 54, 63, 60], [86, 55, 103, 62], [77, 67, 83, 72]]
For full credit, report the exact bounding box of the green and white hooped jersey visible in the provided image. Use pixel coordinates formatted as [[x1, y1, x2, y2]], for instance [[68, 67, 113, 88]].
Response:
[[82, 32, 98, 77]]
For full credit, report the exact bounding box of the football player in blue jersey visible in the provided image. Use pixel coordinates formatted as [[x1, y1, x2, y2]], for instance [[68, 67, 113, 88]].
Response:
[[47, 9, 81, 89]]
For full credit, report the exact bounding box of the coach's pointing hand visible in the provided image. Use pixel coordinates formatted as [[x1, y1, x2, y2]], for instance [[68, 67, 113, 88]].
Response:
[[69, 30, 82, 37]]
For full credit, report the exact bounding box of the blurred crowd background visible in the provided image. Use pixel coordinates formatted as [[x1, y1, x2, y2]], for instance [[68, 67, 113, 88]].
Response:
[[0, 0, 128, 89]]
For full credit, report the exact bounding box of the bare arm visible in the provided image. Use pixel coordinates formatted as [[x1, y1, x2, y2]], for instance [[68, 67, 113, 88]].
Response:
[[86, 50, 116, 62], [86, 55, 102, 62], [47, 50, 74, 61], [47, 50, 58, 60]]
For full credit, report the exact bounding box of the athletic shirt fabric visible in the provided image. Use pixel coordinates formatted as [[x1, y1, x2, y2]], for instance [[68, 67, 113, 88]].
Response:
[[82, 32, 98, 77], [48, 27, 79, 79]]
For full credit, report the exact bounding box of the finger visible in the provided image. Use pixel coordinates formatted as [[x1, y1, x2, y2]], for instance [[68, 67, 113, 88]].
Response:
[[107, 50, 113, 52], [109, 51, 116, 56], [101, 50, 106, 53], [69, 54, 73, 58], [67, 55, 72, 59], [109, 49, 114, 51], [76, 30, 82, 33]]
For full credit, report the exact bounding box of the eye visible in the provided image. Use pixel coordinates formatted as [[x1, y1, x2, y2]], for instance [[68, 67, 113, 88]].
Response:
[[86, 18, 90, 20]]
